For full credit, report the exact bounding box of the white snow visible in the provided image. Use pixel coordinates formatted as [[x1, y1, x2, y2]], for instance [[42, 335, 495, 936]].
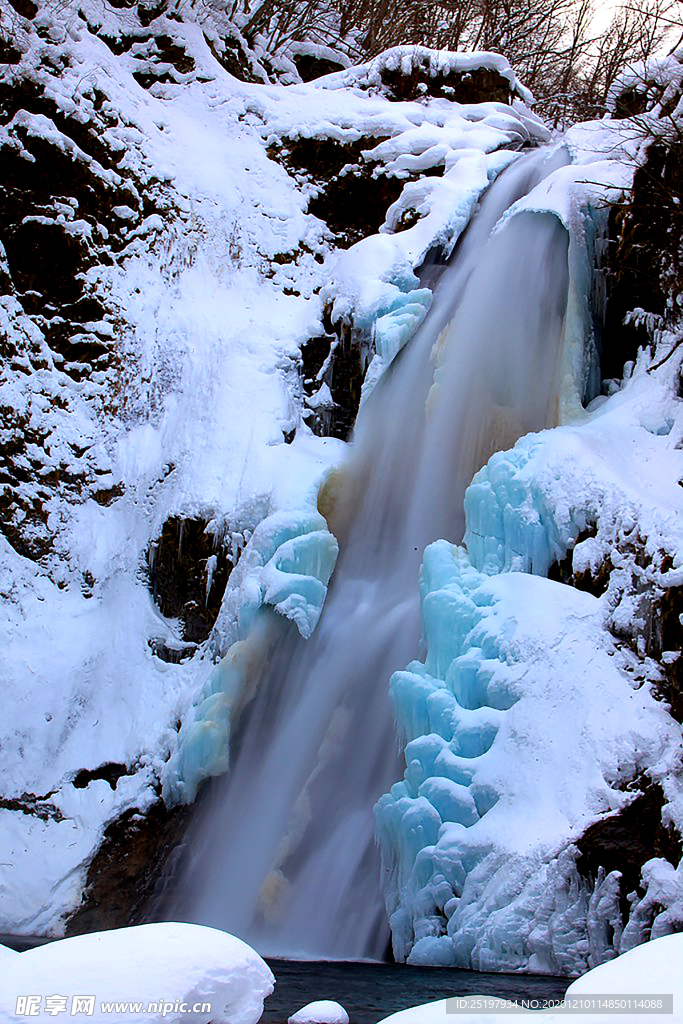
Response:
[[0, 923, 274, 1024], [4, 0, 681, 975]]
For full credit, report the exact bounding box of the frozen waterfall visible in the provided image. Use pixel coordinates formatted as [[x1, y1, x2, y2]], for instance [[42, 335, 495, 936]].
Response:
[[173, 144, 573, 959]]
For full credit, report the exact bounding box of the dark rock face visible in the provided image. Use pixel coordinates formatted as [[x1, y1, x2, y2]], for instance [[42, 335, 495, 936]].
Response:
[[612, 87, 651, 119], [643, 585, 683, 724], [65, 800, 193, 935], [147, 516, 236, 644], [270, 134, 405, 437], [0, 61, 153, 559], [203, 31, 266, 83], [600, 136, 683, 382], [7, 0, 38, 18], [547, 524, 612, 597], [293, 51, 346, 82], [0, 791, 64, 822], [272, 135, 406, 249], [72, 763, 132, 790], [0, 0, 228, 563], [301, 324, 369, 440], [378, 62, 512, 104], [576, 782, 683, 918]]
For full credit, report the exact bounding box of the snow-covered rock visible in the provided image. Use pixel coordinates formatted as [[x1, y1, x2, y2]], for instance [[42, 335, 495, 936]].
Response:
[[288, 1000, 350, 1024], [0, 923, 273, 1024]]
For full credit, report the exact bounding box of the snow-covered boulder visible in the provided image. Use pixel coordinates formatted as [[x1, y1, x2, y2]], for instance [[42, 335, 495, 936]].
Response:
[[289, 1000, 350, 1024], [0, 923, 274, 1024]]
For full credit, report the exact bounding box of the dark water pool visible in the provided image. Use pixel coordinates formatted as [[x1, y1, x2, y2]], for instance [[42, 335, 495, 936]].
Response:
[[0, 935, 570, 1024], [262, 959, 571, 1024]]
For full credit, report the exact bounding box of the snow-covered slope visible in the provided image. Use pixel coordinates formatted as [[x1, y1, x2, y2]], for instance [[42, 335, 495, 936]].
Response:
[[0, 0, 547, 933]]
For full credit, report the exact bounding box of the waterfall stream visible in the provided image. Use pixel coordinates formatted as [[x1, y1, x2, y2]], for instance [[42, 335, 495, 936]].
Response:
[[175, 144, 574, 959]]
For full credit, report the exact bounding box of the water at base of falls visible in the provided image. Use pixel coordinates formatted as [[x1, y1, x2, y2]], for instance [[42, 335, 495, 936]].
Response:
[[171, 144, 573, 960]]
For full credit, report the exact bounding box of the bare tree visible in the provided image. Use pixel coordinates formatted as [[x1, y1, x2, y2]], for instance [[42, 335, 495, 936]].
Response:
[[191, 0, 682, 123]]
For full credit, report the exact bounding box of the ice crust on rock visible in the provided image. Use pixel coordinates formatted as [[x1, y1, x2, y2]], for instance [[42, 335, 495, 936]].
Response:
[[0, 923, 274, 1024]]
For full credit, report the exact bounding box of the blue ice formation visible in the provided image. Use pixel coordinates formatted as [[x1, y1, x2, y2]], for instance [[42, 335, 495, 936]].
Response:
[[361, 287, 432, 402], [374, 438, 598, 966], [234, 510, 339, 641], [375, 540, 521, 965], [166, 510, 338, 802], [374, 290, 432, 364], [463, 435, 590, 577], [375, 421, 649, 970]]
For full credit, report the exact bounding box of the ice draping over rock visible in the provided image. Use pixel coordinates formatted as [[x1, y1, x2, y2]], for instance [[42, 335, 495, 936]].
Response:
[[376, 327, 683, 973], [376, 542, 681, 972], [465, 350, 683, 582], [607, 48, 683, 115], [0, 923, 274, 1024], [167, 510, 339, 802], [320, 148, 546, 402]]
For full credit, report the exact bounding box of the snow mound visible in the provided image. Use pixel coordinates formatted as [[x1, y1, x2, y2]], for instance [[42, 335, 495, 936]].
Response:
[[0, 923, 274, 1024], [376, 932, 683, 1022], [288, 1000, 350, 1024]]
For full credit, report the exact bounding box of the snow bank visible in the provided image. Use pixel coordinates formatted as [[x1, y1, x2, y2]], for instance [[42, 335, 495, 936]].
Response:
[[0, 923, 274, 1024], [376, 932, 683, 1023]]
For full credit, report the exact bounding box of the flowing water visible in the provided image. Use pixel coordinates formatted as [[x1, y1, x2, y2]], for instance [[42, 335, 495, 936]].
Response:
[[176, 145, 573, 960]]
